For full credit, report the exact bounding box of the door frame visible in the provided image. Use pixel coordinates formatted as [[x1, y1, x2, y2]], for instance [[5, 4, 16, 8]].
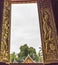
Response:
[[0, 0, 58, 64]]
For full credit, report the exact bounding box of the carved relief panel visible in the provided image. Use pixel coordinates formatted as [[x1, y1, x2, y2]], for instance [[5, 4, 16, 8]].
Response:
[[0, 0, 10, 63], [38, 0, 58, 63]]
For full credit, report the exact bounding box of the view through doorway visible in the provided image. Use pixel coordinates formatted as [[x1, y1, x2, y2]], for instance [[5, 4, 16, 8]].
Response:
[[10, 3, 43, 63]]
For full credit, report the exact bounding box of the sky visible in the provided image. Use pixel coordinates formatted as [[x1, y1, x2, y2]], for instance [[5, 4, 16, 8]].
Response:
[[10, 3, 42, 54]]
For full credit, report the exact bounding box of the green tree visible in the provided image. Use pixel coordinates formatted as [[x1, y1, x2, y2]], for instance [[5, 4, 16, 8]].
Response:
[[16, 44, 29, 62], [28, 47, 38, 62], [16, 44, 38, 62], [10, 52, 16, 63], [10, 44, 43, 63], [20, 44, 29, 56], [37, 47, 43, 62]]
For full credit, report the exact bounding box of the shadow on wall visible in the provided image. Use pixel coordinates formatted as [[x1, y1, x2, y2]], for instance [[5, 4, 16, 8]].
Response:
[[10, 63, 43, 65], [10, 63, 58, 65], [51, 0, 58, 34], [0, 62, 8, 65], [45, 63, 58, 65], [0, 62, 58, 65]]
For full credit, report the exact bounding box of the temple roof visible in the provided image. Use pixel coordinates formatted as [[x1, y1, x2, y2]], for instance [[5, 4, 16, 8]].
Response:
[[23, 54, 35, 63]]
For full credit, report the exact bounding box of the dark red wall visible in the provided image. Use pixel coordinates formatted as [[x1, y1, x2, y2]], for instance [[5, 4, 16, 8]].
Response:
[[10, 63, 43, 65], [51, 0, 58, 34], [0, 63, 58, 65], [0, 0, 4, 51]]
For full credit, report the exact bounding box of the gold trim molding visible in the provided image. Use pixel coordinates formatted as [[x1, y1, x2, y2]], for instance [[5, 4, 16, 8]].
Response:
[[0, 0, 10, 63]]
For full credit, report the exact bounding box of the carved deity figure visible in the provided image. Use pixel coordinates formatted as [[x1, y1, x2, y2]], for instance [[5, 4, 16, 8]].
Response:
[[43, 10, 52, 41]]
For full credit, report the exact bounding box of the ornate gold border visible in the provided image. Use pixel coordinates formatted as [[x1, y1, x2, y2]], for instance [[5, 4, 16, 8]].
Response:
[[38, 0, 58, 64], [0, 0, 58, 64], [0, 0, 10, 64]]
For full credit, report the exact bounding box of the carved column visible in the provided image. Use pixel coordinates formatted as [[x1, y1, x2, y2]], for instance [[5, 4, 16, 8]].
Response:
[[0, 0, 10, 63], [38, 0, 58, 63]]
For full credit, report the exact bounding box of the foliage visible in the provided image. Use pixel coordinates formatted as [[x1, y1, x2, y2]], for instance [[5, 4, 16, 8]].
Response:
[[10, 44, 43, 63], [37, 47, 43, 62], [10, 52, 16, 63]]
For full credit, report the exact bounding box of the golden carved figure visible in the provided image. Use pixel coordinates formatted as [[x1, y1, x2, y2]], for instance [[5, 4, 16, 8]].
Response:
[[43, 10, 52, 41], [50, 44, 55, 51]]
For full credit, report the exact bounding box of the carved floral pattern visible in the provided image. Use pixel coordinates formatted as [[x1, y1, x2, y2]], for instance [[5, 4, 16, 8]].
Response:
[[0, 0, 10, 63], [39, 0, 58, 63]]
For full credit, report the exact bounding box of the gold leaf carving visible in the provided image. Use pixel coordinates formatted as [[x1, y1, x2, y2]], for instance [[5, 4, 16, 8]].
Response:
[[39, 0, 58, 63], [50, 44, 55, 51], [0, 0, 10, 63]]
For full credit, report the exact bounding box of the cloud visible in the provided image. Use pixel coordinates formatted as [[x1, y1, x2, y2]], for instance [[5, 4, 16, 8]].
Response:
[[10, 3, 41, 54]]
